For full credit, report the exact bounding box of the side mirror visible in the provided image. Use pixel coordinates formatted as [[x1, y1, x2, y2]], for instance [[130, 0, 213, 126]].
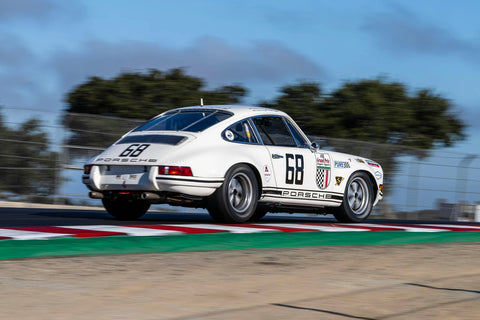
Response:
[[310, 141, 320, 152]]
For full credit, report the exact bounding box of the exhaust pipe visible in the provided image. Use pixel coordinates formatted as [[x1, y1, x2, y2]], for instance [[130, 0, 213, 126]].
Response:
[[89, 191, 104, 199], [141, 192, 162, 200]]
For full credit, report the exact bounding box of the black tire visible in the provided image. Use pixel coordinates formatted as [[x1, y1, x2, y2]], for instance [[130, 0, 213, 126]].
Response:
[[208, 164, 259, 223], [102, 198, 150, 220], [250, 207, 268, 222], [333, 172, 373, 223]]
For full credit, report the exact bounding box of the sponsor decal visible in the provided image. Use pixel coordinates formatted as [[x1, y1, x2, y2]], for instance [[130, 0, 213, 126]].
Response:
[[367, 160, 380, 168], [315, 153, 331, 189], [264, 165, 272, 182], [375, 171, 383, 180], [225, 130, 234, 141], [335, 176, 344, 186], [334, 161, 350, 169]]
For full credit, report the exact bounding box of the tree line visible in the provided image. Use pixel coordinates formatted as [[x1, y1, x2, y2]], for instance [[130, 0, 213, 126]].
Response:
[[0, 68, 466, 197], [0, 114, 57, 197]]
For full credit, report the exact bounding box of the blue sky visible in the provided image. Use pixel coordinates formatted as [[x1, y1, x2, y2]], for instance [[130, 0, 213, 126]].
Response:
[[1, 0, 480, 153]]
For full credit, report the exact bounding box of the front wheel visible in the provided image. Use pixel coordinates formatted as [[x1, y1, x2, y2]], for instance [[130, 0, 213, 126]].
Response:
[[333, 172, 373, 223], [102, 198, 150, 220], [208, 164, 258, 223]]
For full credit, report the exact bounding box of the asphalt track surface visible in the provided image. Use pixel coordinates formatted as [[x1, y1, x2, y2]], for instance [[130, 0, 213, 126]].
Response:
[[0, 205, 474, 228]]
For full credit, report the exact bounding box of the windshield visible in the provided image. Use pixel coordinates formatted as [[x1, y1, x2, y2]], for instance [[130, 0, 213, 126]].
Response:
[[133, 110, 232, 132]]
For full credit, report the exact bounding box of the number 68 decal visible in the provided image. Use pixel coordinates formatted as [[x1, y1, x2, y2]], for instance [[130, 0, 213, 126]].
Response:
[[285, 154, 304, 185], [119, 144, 150, 157]]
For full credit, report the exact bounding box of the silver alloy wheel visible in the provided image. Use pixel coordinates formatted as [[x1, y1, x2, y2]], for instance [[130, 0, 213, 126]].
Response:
[[347, 176, 370, 216], [228, 172, 253, 214]]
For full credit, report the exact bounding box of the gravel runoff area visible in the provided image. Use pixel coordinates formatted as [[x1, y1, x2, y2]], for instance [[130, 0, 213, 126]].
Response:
[[1, 242, 480, 319]]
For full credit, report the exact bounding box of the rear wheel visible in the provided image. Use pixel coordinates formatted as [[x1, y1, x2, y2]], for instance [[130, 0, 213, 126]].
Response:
[[102, 198, 150, 220], [333, 172, 373, 223], [250, 207, 268, 222], [208, 164, 258, 223]]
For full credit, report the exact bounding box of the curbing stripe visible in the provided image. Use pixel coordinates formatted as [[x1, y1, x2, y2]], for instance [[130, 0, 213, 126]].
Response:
[[1, 231, 480, 260], [1, 223, 480, 241], [0, 228, 72, 240], [257, 223, 370, 232], [351, 223, 448, 232], [166, 223, 278, 234], [62, 225, 182, 236], [8, 226, 124, 238]]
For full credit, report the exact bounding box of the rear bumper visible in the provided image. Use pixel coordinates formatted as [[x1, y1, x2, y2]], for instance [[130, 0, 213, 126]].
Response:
[[82, 165, 223, 198], [155, 176, 222, 197]]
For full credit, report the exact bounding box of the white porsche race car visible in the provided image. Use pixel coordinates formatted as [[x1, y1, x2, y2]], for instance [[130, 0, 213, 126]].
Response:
[[83, 105, 384, 223]]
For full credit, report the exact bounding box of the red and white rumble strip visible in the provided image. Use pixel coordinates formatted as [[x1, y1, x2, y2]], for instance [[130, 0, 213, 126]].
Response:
[[1, 223, 480, 240]]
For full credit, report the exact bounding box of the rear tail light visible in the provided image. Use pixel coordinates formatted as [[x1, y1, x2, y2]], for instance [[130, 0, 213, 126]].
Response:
[[84, 165, 93, 174], [158, 166, 193, 176]]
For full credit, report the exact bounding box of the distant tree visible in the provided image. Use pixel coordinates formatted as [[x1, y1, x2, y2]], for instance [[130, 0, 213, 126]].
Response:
[[261, 79, 467, 189], [262, 79, 465, 149], [0, 111, 58, 196], [65, 68, 248, 150]]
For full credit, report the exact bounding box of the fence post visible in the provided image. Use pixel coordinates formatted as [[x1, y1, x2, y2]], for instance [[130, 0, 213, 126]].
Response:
[[455, 154, 477, 203], [407, 159, 420, 215]]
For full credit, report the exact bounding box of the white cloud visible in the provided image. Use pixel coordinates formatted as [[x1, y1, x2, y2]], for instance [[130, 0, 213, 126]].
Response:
[[0, 0, 56, 21], [362, 4, 480, 62], [49, 37, 328, 94]]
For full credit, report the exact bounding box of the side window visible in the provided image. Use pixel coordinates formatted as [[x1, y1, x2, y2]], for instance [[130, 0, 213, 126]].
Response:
[[223, 120, 259, 144], [285, 120, 309, 148], [252, 117, 296, 147]]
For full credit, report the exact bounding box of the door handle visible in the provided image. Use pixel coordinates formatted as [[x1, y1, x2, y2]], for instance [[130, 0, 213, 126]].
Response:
[[272, 154, 284, 159]]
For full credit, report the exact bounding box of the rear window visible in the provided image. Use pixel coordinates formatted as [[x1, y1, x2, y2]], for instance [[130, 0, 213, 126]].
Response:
[[117, 135, 186, 145], [133, 110, 232, 133]]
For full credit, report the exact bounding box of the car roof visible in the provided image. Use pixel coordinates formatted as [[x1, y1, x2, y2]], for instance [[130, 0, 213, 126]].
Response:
[[167, 105, 287, 118]]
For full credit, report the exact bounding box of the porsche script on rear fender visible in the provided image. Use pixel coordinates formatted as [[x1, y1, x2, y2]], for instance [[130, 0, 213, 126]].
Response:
[[83, 105, 384, 222]]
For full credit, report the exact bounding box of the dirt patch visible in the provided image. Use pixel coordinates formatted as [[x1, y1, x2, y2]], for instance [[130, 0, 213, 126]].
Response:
[[1, 243, 480, 319]]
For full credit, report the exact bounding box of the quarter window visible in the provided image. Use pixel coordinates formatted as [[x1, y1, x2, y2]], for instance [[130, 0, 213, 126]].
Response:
[[223, 120, 259, 144]]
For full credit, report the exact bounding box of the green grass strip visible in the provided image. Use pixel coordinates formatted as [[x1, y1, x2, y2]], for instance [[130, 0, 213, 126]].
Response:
[[1, 231, 480, 260]]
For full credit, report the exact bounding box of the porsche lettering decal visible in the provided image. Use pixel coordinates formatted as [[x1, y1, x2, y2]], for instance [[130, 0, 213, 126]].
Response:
[[282, 190, 331, 199], [95, 158, 157, 163]]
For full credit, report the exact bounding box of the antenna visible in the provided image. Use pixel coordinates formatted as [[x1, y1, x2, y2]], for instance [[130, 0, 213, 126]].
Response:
[[200, 98, 204, 106]]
